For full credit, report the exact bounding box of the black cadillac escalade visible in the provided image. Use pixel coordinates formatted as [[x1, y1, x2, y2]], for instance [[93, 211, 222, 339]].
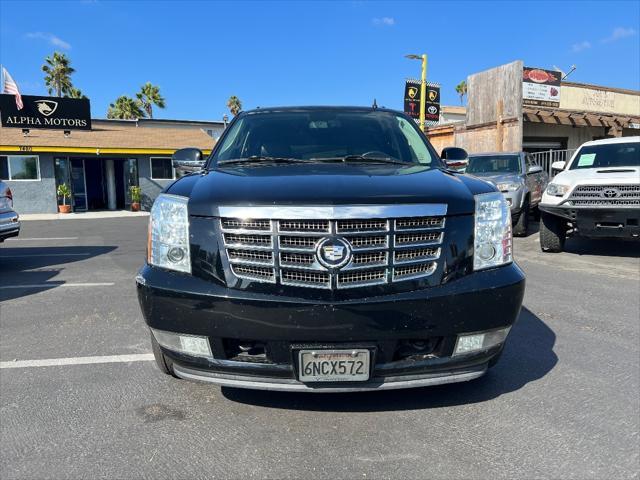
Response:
[[136, 106, 525, 392]]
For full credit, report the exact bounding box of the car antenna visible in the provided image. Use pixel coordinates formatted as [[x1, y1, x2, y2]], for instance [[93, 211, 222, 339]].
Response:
[[372, 99, 378, 109]]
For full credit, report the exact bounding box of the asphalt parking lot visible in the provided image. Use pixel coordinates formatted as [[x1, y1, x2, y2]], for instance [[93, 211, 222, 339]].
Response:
[[1, 217, 639, 479]]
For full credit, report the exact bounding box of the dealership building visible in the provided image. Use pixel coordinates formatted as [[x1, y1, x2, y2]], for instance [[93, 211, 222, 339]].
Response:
[[0, 117, 221, 214], [427, 60, 640, 171]]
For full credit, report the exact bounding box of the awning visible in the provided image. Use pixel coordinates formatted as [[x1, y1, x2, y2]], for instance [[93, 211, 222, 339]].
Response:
[[523, 106, 640, 130]]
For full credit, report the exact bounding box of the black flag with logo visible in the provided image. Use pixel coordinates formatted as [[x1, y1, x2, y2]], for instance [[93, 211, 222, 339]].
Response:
[[403, 80, 440, 123]]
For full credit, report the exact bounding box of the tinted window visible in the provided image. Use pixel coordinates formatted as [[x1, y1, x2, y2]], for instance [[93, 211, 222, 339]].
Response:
[[466, 155, 521, 174], [212, 110, 438, 166], [0, 157, 8, 180], [1, 156, 40, 180], [150, 157, 174, 179], [570, 142, 640, 169]]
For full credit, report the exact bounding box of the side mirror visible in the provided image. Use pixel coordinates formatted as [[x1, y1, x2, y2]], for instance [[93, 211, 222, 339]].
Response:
[[441, 147, 469, 171], [172, 148, 205, 175], [441, 147, 468, 161], [527, 165, 543, 174], [551, 161, 566, 171]]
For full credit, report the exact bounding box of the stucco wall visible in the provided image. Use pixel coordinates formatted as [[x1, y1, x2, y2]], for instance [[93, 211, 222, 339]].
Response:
[[4, 153, 58, 214], [560, 84, 640, 116]]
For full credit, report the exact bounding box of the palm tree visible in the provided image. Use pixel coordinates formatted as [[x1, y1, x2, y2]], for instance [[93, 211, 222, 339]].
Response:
[[65, 87, 87, 99], [42, 52, 75, 97], [107, 95, 144, 119], [455, 80, 467, 105], [226, 95, 242, 116], [136, 82, 166, 118]]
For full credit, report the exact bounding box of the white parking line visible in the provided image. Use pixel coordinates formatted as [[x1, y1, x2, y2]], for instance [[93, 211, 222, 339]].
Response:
[[0, 253, 90, 258], [6, 237, 78, 241], [0, 353, 154, 369], [0, 282, 115, 289]]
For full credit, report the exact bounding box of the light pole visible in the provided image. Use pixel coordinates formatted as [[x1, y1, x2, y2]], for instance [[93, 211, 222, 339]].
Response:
[[405, 53, 428, 132]]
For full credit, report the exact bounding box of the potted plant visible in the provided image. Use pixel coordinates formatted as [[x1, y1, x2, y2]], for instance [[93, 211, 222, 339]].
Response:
[[129, 186, 141, 212], [57, 184, 72, 213]]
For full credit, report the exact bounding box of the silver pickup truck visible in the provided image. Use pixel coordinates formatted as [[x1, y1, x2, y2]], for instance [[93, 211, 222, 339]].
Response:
[[0, 180, 20, 242], [465, 152, 549, 236]]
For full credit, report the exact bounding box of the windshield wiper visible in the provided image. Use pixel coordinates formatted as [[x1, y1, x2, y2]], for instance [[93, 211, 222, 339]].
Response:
[[217, 156, 313, 166], [309, 154, 407, 165]]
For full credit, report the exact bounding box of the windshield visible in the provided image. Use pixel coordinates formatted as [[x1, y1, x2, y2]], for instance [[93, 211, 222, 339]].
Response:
[[466, 155, 521, 174], [211, 110, 439, 166], [569, 142, 640, 169]]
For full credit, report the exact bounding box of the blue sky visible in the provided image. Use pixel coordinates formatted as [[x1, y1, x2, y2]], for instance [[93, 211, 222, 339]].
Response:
[[1, 0, 638, 121]]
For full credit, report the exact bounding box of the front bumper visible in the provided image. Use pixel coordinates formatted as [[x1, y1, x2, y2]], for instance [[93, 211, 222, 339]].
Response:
[[137, 263, 525, 391], [540, 204, 640, 238], [171, 362, 488, 392], [0, 211, 20, 241]]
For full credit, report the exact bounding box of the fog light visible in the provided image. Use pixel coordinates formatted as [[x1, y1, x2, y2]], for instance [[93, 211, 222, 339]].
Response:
[[454, 326, 511, 356], [167, 246, 185, 263], [477, 243, 496, 261], [151, 328, 212, 358]]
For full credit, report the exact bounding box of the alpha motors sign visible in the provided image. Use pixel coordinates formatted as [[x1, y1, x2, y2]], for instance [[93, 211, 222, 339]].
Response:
[[0, 94, 91, 130], [522, 66, 561, 108]]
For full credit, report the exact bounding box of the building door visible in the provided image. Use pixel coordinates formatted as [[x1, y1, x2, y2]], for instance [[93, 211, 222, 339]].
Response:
[[123, 158, 139, 208], [55, 157, 73, 211], [70, 159, 88, 211]]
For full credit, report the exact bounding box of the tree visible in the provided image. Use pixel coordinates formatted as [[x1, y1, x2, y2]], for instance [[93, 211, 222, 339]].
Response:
[[455, 80, 467, 105], [107, 95, 145, 119], [136, 82, 166, 118], [42, 52, 75, 97], [65, 87, 87, 99], [226, 95, 242, 116]]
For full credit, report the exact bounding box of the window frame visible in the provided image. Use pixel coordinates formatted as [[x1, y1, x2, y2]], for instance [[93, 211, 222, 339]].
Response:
[[0, 155, 41, 181], [149, 156, 175, 180]]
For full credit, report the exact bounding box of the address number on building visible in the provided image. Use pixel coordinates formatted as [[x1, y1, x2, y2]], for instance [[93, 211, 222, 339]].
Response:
[[19, 146, 33, 152], [298, 349, 370, 382]]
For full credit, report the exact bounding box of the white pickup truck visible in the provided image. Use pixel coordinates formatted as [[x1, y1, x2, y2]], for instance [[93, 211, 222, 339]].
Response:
[[538, 136, 639, 252]]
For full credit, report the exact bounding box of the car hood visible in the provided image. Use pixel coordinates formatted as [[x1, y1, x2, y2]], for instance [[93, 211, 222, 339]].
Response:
[[553, 166, 640, 186], [465, 172, 522, 185], [169, 163, 496, 217]]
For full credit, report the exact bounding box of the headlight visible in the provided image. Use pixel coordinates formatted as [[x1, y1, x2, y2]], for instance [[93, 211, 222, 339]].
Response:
[[148, 194, 191, 273], [474, 191, 512, 271], [546, 183, 570, 197], [496, 182, 522, 192]]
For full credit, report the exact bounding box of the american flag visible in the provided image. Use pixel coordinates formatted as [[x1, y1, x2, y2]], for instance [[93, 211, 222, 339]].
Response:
[[2, 66, 23, 110]]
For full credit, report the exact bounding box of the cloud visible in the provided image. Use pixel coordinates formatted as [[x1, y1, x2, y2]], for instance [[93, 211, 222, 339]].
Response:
[[25, 32, 71, 50], [602, 27, 637, 43], [372, 17, 395, 27], [571, 40, 591, 53]]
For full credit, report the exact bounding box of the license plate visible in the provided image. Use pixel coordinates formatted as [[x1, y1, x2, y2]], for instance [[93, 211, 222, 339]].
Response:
[[298, 349, 370, 382]]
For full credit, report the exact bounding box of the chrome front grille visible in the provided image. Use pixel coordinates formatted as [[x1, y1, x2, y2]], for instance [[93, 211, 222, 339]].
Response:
[[568, 184, 640, 207], [220, 205, 446, 289]]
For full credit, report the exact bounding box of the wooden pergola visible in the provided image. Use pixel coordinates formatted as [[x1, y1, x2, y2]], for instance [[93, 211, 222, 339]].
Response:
[[523, 106, 639, 136]]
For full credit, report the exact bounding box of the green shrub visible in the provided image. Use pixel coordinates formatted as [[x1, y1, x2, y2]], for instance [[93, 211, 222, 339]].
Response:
[[129, 185, 142, 203], [57, 184, 72, 205]]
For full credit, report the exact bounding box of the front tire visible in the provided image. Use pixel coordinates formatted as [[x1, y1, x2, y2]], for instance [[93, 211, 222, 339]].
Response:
[[539, 212, 566, 252], [151, 332, 179, 378], [513, 199, 530, 237]]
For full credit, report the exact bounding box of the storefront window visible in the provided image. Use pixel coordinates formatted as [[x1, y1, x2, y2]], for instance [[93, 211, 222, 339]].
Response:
[[0, 156, 41, 180], [150, 157, 174, 180]]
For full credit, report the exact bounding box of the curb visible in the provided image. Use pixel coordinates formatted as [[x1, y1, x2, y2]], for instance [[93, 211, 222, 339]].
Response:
[[19, 211, 150, 221]]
